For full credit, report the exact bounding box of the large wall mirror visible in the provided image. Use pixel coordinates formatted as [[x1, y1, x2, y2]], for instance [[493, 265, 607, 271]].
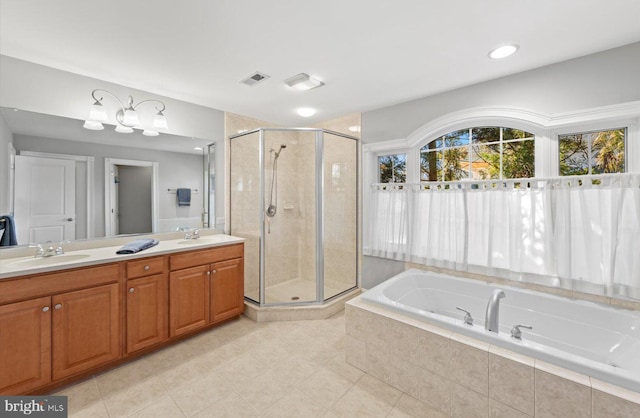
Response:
[[1, 107, 216, 246]]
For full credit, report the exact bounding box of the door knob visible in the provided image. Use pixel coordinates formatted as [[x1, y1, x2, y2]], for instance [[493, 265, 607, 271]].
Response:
[[54, 303, 62, 310]]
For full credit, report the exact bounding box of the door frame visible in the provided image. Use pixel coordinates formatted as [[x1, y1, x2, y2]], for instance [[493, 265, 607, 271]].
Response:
[[104, 158, 159, 236], [19, 151, 94, 238]]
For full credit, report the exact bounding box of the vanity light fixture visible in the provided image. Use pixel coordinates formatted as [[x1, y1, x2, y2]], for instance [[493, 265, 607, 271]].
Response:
[[285, 73, 325, 91], [83, 89, 168, 134], [489, 44, 519, 59]]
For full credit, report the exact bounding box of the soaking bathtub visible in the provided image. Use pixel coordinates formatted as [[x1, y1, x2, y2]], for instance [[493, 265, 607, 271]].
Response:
[[361, 268, 640, 393]]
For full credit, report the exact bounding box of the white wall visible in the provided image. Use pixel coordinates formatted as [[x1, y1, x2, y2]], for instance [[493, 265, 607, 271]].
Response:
[[360, 42, 640, 289], [362, 42, 640, 144], [14, 134, 203, 238], [0, 113, 12, 214], [0, 55, 226, 226]]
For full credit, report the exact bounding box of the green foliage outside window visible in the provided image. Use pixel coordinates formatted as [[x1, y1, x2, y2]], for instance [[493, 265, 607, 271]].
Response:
[[379, 154, 406, 183], [559, 129, 625, 176], [420, 127, 535, 181]]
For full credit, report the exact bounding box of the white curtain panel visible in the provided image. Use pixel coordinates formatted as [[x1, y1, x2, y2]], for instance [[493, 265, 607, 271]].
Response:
[[366, 174, 640, 293]]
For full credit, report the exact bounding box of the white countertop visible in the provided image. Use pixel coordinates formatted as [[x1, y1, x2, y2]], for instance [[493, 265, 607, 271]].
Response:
[[0, 234, 244, 280]]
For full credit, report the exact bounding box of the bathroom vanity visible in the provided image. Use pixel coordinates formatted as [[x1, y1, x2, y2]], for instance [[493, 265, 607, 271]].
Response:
[[0, 235, 244, 395]]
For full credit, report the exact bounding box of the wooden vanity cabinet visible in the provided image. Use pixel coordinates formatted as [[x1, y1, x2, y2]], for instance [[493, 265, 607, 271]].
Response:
[[169, 265, 211, 337], [52, 283, 120, 380], [0, 297, 51, 395], [169, 243, 244, 336], [125, 256, 168, 353], [0, 241, 244, 395], [210, 258, 244, 323], [0, 263, 121, 393]]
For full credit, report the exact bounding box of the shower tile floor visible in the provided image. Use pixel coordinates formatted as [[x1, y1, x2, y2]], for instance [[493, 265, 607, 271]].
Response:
[[52, 311, 447, 417], [245, 278, 345, 304]]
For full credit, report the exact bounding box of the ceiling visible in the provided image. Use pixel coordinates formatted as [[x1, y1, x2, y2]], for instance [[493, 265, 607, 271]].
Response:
[[1, 0, 639, 126]]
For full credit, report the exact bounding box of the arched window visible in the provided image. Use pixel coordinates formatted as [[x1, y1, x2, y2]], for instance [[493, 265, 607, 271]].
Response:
[[419, 126, 535, 181]]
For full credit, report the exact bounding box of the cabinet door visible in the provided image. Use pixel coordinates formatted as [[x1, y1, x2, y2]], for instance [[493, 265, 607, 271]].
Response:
[[0, 297, 51, 395], [169, 265, 210, 337], [126, 274, 168, 353], [210, 258, 244, 323], [52, 283, 121, 380]]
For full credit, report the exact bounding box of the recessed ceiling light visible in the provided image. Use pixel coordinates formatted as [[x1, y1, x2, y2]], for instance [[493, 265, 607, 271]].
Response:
[[194, 147, 203, 151], [489, 44, 519, 59], [285, 73, 325, 91], [348, 125, 361, 133], [296, 107, 316, 117]]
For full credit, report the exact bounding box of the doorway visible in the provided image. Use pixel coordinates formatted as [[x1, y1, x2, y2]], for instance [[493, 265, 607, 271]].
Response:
[[14, 155, 76, 244], [104, 158, 158, 236]]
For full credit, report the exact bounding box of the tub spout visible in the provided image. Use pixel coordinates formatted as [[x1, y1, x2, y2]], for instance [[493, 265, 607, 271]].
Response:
[[484, 289, 506, 333]]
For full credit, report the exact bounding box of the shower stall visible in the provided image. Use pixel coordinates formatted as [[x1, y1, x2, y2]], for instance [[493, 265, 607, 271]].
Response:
[[229, 128, 358, 306]]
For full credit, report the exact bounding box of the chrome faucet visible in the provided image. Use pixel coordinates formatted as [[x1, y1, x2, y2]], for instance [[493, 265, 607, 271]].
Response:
[[510, 324, 533, 340], [177, 226, 200, 240], [456, 306, 474, 326], [484, 289, 506, 333], [32, 240, 66, 258]]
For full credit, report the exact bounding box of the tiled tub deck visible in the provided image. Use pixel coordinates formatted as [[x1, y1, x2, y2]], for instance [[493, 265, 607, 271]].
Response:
[[345, 296, 640, 418]]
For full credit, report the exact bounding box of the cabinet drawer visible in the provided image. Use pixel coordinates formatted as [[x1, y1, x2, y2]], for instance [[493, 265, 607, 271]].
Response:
[[169, 243, 244, 271], [0, 263, 120, 305], [126, 256, 165, 279]]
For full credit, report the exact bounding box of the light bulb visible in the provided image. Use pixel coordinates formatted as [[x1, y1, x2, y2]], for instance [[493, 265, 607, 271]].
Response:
[[489, 44, 519, 59], [296, 107, 316, 117], [143, 130, 159, 136], [153, 111, 168, 130], [89, 101, 107, 121], [122, 108, 139, 126]]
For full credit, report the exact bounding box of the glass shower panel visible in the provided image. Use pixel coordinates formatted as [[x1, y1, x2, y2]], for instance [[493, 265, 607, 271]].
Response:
[[263, 130, 317, 304], [323, 132, 358, 300], [229, 131, 261, 304]]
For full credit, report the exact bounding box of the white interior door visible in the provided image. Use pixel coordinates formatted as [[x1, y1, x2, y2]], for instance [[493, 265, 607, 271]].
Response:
[[14, 155, 76, 244]]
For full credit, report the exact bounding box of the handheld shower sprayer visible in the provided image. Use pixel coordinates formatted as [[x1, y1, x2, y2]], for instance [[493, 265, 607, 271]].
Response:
[[266, 144, 286, 219]]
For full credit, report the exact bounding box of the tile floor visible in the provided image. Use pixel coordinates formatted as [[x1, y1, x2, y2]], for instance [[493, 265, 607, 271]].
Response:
[[53, 311, 447, 417]]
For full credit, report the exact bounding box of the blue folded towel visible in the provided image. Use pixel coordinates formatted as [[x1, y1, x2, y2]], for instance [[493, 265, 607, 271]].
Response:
[[0, 215, 18, 247], [116, 239, 159, 254], [176, 188, 191, 206]]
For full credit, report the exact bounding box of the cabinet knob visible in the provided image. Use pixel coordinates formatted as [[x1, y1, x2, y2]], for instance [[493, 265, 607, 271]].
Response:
[[207, 271, 211, 276], [212, 270, 217, 274], [42, 306, 50, 312], [129, 288, 135, 293], [54, 303, 62, 310], [144, 265, 150, 271]]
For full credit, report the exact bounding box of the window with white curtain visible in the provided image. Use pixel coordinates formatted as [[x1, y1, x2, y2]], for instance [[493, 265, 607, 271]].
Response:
[[365, 115, 640, 297]]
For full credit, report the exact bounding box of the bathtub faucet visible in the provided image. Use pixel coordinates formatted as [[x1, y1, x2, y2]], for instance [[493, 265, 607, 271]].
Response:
[[484, 289, 506, 333]]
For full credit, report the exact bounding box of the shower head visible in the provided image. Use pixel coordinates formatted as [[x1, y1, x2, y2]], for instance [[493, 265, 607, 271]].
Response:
[[273, 144, 287, 158]]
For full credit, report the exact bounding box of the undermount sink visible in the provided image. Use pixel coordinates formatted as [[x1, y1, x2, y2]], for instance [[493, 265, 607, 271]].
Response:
[[5, 253, 91, 267], [176, 237, 220, 245]]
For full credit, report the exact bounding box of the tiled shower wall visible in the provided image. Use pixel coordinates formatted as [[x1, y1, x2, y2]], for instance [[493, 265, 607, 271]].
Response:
[[226, 113, 359, 303]]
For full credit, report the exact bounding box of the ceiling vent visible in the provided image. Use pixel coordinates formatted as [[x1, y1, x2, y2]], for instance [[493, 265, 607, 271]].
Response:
[[241, 71, 270, 86]]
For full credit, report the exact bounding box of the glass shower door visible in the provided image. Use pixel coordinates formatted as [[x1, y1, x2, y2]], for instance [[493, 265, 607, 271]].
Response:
[[323, 131, 358, 300], [262, 130, 317, 304], [229, 131, 261, 304]]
